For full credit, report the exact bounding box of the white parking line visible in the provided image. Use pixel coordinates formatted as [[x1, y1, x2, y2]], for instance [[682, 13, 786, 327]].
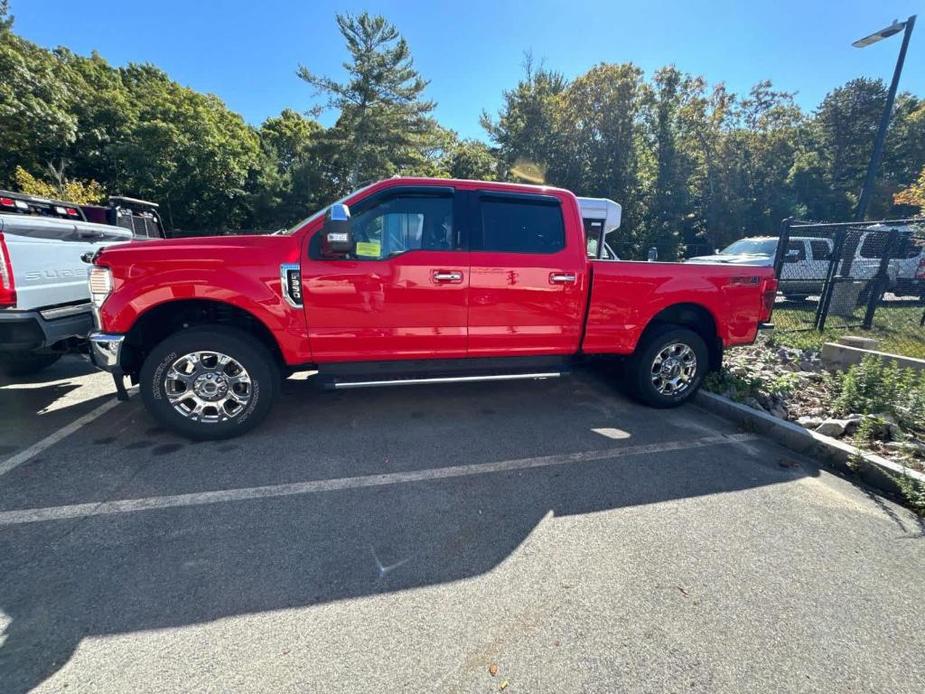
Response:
[[0, 433, 761, 526], [0, 396, 125, 479]]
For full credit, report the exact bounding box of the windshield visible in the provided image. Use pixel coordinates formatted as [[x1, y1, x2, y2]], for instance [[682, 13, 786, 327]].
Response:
[[720, 238, 777, 256], [276, 184, 374, 236]]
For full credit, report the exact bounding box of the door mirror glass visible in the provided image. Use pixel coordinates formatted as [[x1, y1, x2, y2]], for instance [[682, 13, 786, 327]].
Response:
[[321, 203, 353, 258]]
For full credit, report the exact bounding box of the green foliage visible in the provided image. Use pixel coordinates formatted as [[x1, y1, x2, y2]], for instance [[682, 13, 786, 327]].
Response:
[[13, 165, 104, 204], [480, 53, 567, 184], [0, 7, 922, 237], [831, 356, 925, 435], [894, 472, 925, 515], [704, 369, 763, 402], [444, 139, 498, 181], [297, 12, 448, 191], [483, 63, 923, 259]]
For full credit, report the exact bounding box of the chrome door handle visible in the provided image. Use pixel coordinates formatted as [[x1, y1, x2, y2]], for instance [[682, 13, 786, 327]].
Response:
[[549, 272, 577, 284], [433, 271, 463, 282]]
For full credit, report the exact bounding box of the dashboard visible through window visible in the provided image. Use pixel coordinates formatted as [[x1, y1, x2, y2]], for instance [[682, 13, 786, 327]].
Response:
[[349, 194, 456, 260]]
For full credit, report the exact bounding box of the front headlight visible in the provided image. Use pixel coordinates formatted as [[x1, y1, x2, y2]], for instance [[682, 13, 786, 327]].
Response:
[[88, 266, 113, 308]]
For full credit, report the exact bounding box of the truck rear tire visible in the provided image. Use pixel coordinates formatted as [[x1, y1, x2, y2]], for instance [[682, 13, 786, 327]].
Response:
[[140, 326, 279, 440], [627, 326, 708, 408], [0, 352, 62, 377]]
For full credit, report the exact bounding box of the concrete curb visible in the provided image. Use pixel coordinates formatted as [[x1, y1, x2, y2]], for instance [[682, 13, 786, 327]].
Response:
[[694, 390, 925, 497], [821, 341, 925, 373]]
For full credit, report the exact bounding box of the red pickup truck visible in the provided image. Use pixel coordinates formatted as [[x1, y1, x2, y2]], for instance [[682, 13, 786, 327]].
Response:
[[87, 177, 777, 439]]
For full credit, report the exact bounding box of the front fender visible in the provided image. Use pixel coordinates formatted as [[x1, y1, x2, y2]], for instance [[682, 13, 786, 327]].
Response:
[[100, 263, 311, 364]]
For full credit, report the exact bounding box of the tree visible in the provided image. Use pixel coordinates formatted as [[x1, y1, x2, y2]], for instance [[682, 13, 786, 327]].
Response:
[[480, 54, 567, 183], [0, 0, 12, 32], [443, 139, 498, 181], [0, 30, 78, 181], [13, 165, 105, 204], [557, 63, 647, 240], [247, 109, 330, 228], [297, 12, 446, 191], [894, 166, 925, 213], [106, 64, 263, 230], [637, 67, 705, 258]]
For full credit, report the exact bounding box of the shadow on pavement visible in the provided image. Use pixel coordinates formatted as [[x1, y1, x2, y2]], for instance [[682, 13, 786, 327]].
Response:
[[0, 368, 815, 692]]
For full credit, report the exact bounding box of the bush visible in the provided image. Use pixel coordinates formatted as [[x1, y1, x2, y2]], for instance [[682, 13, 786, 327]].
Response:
[[832, 356, 925, 435]]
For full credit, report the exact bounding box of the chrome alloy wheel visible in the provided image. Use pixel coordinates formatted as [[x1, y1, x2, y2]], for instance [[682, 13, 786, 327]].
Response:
[[163, 351, 252, 423], [650, 342, 698, 396]]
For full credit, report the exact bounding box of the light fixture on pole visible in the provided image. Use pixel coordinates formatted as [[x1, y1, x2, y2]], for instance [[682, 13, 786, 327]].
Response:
[[852, 15, 916, 221]]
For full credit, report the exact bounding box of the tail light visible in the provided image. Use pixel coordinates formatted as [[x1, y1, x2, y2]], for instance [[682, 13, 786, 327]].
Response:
[[89, 265, 113, 308], [759, 276, 778, 322], [0, 196, 15, 208], [0, 233, 16, 308]]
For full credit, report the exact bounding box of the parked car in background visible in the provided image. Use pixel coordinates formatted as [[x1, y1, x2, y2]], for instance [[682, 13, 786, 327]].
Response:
[[687, 236, 831, 299], [687, 230, 925, 300], [87, 177, 777, 439], [858, 224, 925, 297], [0, 190, 165, 376]]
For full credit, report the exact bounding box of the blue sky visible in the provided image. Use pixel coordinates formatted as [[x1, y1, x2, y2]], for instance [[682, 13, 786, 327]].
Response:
[[10, 0, 923, 140]]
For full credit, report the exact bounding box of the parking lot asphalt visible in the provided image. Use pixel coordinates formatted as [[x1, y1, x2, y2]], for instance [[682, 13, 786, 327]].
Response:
[[1, 356, 924, 693]]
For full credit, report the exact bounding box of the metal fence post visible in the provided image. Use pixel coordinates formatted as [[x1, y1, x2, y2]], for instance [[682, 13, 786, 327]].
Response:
[[862, 230, 897, 329], [815, 229, 847, 331], [772, 218, 791, 279]]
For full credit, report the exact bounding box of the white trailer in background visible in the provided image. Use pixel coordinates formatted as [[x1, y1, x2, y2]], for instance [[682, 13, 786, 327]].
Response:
[[578, 197, 622, 260]]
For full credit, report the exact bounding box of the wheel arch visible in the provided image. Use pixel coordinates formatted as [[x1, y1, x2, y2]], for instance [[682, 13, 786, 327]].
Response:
[[636, 302, 723, 371], [120, 298, 285, 379]]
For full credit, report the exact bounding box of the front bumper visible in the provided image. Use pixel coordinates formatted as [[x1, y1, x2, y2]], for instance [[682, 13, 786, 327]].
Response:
[[89, 332, 126, 372]]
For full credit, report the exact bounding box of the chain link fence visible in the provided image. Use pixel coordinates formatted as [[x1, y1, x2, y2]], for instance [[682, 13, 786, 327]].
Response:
[[771, 217, 925, 358]]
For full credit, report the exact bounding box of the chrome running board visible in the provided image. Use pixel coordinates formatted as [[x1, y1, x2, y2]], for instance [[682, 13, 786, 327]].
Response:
[[331, 372, 562, 390]]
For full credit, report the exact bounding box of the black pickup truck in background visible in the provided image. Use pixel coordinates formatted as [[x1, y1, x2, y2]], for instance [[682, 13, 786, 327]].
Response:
[[0, 190, 166, 240]]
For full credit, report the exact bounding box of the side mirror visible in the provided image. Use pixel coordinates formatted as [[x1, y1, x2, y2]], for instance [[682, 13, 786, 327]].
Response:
[[321, 203, 353, 258], [784, 250, 800, 263]]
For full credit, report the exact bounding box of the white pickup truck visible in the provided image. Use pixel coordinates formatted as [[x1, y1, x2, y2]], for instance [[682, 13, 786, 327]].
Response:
[[0, 210, 135, 375], [688, 232, 925, 300]]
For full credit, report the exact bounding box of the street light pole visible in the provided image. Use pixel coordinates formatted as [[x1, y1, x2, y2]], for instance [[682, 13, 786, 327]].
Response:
[[853, 15, 916, 221]]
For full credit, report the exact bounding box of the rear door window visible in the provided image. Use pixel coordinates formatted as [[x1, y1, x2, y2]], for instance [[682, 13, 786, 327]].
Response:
[[809, 240, 831, 261], [475, 195, 565, 254]]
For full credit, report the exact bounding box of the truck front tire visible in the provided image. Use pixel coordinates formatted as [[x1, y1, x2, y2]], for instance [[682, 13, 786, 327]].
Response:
[[140, 326, 279, 440], [628, 326, 708, 408]]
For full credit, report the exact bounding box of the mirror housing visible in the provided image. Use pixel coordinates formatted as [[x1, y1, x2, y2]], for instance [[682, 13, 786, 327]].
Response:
[[321, 203, 353, 258]]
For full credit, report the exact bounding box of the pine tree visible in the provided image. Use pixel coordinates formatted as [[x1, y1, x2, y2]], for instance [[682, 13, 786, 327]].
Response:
[[297, 12, 445, 190]]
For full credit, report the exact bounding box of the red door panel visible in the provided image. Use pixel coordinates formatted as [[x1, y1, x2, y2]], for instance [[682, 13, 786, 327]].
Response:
[[467, 193, 586, 356], [302, 251, 468, 362], [468, 254, 585, 355]]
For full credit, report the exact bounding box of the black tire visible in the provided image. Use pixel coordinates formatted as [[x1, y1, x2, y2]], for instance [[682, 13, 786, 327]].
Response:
[[0, 352, 61, 377], [140, 326, 279, 440], [627, 325, 708, 408]]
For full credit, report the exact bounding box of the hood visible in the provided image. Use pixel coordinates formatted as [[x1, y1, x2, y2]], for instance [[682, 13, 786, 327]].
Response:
[[95, 232, 300, 272], [97, 233, 280, 259], [686, 253, 773, 267]]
